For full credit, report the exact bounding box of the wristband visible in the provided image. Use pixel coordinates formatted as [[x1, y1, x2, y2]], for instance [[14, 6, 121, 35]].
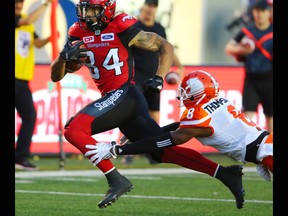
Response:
[[155, 132, 175, 148]]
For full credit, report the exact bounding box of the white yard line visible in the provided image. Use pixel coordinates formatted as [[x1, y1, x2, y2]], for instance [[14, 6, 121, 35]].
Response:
[[15, 167, 257, 178], [15, 189, 272, 204]]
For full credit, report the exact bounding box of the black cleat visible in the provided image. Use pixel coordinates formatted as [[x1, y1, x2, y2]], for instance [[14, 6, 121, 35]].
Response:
[[98, 175, 133, 209], [15, 160, 38, 171], [217, 165, 245, 209]]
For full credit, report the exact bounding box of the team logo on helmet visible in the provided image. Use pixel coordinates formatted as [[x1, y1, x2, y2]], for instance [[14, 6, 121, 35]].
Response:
[[177, 70, 219, 107]]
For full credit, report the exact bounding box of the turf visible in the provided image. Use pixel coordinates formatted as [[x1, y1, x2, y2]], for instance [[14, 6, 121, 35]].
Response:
[[15, 154, 273, 216]]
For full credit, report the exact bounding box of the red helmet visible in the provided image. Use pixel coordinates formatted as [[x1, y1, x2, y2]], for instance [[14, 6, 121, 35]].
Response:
[[76, 0, 116, 33], [177, 70, 219, 107]]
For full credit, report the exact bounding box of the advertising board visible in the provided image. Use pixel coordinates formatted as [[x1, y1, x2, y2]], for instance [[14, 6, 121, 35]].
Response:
[[15, 65, 266, 154]]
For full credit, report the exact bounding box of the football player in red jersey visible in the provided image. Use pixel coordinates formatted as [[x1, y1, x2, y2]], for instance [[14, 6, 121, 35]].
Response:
[[51, 0, 244, 209]]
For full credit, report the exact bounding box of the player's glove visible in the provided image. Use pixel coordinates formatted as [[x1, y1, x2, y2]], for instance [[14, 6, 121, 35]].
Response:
[[60, 40, 87, 62], [84, 141, 118, 166], [145, 75, 164, 93]]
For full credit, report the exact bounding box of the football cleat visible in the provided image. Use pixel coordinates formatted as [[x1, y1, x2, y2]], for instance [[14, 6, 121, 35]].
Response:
[[98, 175, 133, 209], [218, 165, 245, 209]]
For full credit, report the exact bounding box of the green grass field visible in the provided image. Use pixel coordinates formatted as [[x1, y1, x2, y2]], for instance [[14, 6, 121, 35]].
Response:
[[15, 154, 273, 216]]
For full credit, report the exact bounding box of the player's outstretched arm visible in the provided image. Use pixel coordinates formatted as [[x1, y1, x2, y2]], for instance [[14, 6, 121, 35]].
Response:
[[116, 127, 211, 155], [84, 127, 212, 165]]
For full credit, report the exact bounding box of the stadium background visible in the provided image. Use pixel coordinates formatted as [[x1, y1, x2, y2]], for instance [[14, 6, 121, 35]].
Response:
[[15, 0, 266, 154]]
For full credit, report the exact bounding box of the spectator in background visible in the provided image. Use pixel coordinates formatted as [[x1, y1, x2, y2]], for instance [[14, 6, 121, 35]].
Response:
[[121, 0, 184, 165], [267, 0, 273, 22], [226, 0, 273, 34], [15, 0, 53, 170], [134, 0, 184, 123], [224, 0, 273, 132], [245, 0, 273, 23]]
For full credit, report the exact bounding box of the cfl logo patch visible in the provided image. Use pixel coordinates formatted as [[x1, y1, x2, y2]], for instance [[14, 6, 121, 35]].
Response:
[[83, 36, 94, 43]]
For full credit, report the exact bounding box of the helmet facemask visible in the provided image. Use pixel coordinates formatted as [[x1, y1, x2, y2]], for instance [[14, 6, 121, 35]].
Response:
[[177, 78, 206, 107], [76, 3, 103, 34], [76, 0, 116, 34]]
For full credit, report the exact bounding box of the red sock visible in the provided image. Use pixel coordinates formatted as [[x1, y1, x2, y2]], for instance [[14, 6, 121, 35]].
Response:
[[262, 155, 273, 173], [161, 146, 218, 176], [64, 127, 114, 173]]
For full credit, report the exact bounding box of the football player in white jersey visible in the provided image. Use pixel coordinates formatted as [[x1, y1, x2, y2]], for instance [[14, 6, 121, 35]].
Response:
[[86, 70, 273, 182]]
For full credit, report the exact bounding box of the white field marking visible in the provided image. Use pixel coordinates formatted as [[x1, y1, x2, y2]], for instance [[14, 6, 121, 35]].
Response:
[[15, 167, 272, 183], [15, 180, 34, 184], [15, 176, 162, 184], [15, 190, 272, 204], [15, 175, 268, 185], [15, 167, 258, 178], [37, 176, 162, 181], [17, 174, 236, 184]]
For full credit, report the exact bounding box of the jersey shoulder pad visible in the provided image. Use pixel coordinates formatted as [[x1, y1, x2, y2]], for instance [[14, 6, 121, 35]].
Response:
[[180, 106, 211, 128], [68, 22, 79, 33], [68, 22, 89, 38], [112, 13, 138, 32]]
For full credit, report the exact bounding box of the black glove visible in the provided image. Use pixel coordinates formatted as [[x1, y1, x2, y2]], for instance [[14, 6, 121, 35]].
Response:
[[60, 40, 87, 62], [144, 75, 164, 93]]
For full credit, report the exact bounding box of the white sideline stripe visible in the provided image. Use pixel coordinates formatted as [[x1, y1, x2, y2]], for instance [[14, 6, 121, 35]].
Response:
[[15, 167, 257, 178], [15, 190, 272, 204]]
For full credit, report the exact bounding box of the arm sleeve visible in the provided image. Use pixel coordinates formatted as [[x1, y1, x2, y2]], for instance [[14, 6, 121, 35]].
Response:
[[115, 132, 175, 155], [118, 22, 142, 45], [161, 122, 180, 132]]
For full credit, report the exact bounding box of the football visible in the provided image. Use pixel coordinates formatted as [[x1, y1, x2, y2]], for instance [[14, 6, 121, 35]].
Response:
[[165, 71, 181, 85], [65, 59, 86, 73], [65, 41, 87, 73], [241, 37, 255, 51]]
